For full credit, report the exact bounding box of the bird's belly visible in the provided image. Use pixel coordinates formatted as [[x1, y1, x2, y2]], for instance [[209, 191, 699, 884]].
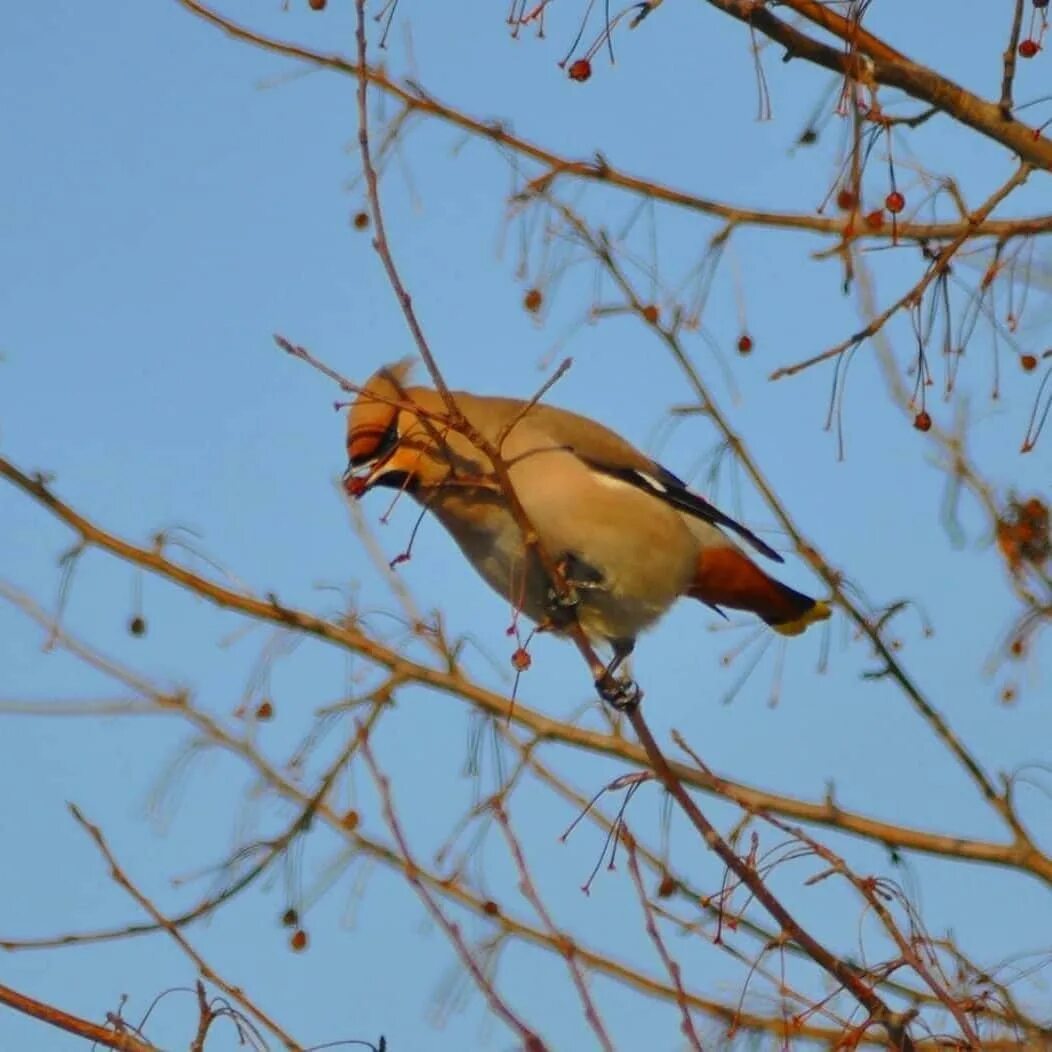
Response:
[[433, 499, 692, 643]]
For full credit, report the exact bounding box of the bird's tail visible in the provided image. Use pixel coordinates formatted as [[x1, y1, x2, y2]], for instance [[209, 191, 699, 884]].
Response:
[[687, 546, 831, 636]]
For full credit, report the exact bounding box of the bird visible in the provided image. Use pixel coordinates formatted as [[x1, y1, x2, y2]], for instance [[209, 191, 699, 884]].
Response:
[[343, 361, 831, 705]]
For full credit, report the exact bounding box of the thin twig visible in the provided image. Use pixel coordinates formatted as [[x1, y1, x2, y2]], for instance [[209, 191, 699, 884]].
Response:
[[70, 804, 303, 1052]]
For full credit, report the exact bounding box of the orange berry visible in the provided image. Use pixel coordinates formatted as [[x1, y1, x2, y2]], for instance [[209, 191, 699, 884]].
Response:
[[523, 288, 543, 313], [352, 211, 370, 230], [511, 647, 532, 672], [290, 929, 309, 952], [256, 699, 274, 720], [864, 209, 885, 230], [568, 59, 592, 82], [341, 809, 359, 831], [913, 410, 932, 432], [309, 0, 326, 9], [1021, 353, 1038, 372], [885, 190, 905, 214], [642, 304, 659, 324]]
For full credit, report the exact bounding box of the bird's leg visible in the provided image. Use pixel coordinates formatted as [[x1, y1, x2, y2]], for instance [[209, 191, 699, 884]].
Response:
[[594, 638, 641, 712]]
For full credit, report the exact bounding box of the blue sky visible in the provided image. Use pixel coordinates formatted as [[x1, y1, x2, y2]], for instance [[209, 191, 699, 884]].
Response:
[[2, 1, 1050, 1048]]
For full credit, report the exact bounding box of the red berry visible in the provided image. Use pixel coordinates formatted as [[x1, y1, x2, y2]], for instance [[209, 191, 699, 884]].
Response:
[[737, 333, 754, 355], [835, 188, 857, 211], [309, 0, 326, 9], [864, 209, 885, 230], [256, 699, 274, 720], [1018, 39, 1039, 58], [885, 191, 906, 214], [642, 304, 659, 324], [511, 647, 532, 672], [568, 59, 592, 82], [913, 410, 932, 432], [352, 211, 370, 230], [344, 475, 367, 499], [523, 288, 543, 313], [1021, 353, 1038, 372], [290, 929, 309, 952]]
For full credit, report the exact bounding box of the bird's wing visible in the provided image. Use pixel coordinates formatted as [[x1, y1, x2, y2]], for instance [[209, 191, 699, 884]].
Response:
[[518, 402, 783, 563]]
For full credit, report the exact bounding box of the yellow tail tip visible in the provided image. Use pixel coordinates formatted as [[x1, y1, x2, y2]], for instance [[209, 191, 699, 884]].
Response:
[[772, 599, 832, 637]]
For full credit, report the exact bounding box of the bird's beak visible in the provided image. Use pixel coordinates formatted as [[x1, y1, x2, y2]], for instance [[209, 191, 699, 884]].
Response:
[[343, 453, 390, 499]]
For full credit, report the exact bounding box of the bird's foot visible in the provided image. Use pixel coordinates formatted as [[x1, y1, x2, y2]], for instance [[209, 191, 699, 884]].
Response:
[[595, 672, 642, 712]]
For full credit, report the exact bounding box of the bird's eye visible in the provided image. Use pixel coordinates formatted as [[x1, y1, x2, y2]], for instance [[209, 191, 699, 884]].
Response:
[[348, 418, 400, 467]]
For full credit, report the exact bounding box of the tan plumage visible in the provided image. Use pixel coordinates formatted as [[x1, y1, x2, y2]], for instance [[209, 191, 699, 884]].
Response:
[[344, 363, 830, 686]]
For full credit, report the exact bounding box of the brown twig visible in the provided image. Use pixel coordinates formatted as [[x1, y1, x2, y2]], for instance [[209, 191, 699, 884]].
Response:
[[1000, 0, 1027, 118], [623, 839, 705, 1051], [491, 803, 615, 1052], [70, 804, 303, 1051], [769, 163, 1034, 381], [623, 706, 920, 1050], [176, 0, 1052, 236], [357, 727, 549, 1051]]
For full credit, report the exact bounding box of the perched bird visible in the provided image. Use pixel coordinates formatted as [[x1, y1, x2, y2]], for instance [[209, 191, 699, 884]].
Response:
[[344, 362, 830, 703]]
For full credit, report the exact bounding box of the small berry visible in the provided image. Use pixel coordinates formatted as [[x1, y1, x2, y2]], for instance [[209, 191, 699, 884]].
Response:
[[1018, 39, 1040, 58], [656, 874, 678, 898], [567, 59, 592, 82], [835, 187, 856, 211], [864, 209, 885, 230], [256, 699, 274, 721], [1009, 638, 1025, 658], [128, 616, 147, 637], [341, 809, 359, 831], [1021, 353, 1038, 372], [282, 908, 299, 927], [482, 900, 500, 917], [1001, 684, 1018, 705], [352, 211, 370, 230], [290, 929, 309, 952], [913, 410, 932, 432], [511, 647, 532, 672], [309, 0, 327, 9], [885, 190, 906, 214], [523, 288, 543, 313], [642, 304, 659, 325], [737, 333, 754, 355], [344, 475, 367, 498]]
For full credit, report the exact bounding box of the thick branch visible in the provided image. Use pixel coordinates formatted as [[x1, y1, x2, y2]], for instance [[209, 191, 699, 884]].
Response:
[[0, 982, 158, 1052]]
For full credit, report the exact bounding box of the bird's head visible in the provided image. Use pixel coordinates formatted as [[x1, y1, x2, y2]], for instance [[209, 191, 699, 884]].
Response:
[[343, 360, 430, 498]]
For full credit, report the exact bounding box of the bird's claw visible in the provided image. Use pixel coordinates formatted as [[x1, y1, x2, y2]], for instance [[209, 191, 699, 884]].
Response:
[[546, 584, 580, 610], [595, 673, 642, 712]]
